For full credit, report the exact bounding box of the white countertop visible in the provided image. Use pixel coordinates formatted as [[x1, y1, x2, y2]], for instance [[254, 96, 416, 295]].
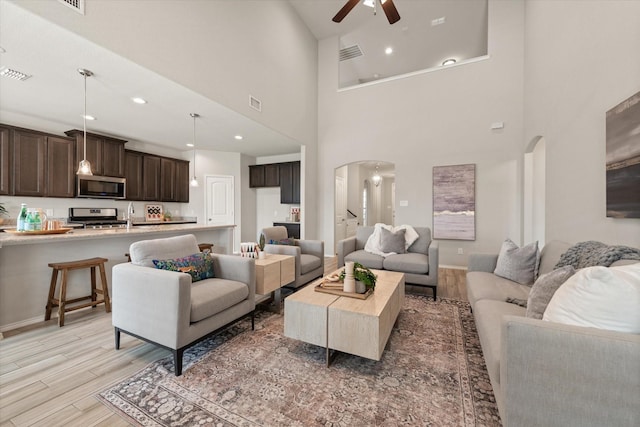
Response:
[[0, 223, 235, 247]]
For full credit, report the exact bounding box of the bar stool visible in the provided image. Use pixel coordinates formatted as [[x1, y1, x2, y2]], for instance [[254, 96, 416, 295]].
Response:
[[45, 257, 111, 327]]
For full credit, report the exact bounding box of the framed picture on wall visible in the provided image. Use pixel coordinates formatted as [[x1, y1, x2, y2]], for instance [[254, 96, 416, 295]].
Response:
[[433, 164, 476, 240], [606, 90, 640, 218]]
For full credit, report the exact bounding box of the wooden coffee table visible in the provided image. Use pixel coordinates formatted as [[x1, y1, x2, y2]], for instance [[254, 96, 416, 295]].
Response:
[[284, 269, 405, 366]]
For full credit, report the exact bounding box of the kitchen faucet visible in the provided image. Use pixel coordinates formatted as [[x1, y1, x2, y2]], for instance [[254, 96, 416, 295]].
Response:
[[126, 202, 135, 229]]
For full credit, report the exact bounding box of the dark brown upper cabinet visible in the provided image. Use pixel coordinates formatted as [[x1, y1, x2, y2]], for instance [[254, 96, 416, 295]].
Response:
[[124, 150, 144, 201], [279, 161, 300, 204], [9, 126, 74, 198], [160, 157, 177, 201], [65, 129, 126, 177], [0, 126, 10, 195], [249, 163, 280, 188], [175, 160, 190, 203], [142, 154, 161, 201]]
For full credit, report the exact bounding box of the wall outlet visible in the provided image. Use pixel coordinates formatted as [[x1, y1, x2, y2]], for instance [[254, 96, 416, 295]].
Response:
[[45, 209, 54, 217], [457, 248, 464, 255], [399, 200, 409, 207], [274, 210, 278, 217]]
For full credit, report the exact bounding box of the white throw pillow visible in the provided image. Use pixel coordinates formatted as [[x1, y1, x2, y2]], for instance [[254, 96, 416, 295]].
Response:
[[543, 263, 640, 333]]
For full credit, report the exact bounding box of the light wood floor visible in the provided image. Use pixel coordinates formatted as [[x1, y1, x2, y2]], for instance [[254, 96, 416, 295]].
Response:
[[0, 259, 467, 426]]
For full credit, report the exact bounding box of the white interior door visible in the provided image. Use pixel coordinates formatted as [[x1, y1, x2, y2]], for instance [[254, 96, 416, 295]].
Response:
[[205, 175, 234, 226], [335, 175, 347, 253]]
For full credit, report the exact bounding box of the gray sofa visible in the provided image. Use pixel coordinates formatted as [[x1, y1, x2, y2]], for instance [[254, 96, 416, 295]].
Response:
[[112, 234, 256, 376], [337, 226, 439, 298], [466, 240, 640, 427]]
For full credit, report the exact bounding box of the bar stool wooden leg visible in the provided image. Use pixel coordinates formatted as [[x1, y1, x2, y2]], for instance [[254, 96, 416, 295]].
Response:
[[45, 268, 59, 321], [90, 265, 97, 307], [58, 269, 69, 327], [99, 262, 111, 312]]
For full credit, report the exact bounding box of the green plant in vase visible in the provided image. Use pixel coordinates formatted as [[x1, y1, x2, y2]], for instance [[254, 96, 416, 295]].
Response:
[[0, 203, 7, 225], [258, 233, 266, 251], [339, 262, 377, 291]]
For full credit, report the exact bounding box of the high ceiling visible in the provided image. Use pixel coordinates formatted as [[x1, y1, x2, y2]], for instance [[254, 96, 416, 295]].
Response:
[[0, 0, 487, 157]]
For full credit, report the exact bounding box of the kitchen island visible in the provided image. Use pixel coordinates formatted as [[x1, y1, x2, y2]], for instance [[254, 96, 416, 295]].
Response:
[[0, 224, 235, 331]]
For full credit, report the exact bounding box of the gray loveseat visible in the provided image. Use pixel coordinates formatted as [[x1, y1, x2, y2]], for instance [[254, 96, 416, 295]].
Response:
[[466, 240, 640, 426], [337, 226, 439, 299], [112, 234, 256, 376]]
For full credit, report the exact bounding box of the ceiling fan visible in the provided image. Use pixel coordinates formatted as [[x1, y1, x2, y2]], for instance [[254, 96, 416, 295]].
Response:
[[333, 0, 401, 25]]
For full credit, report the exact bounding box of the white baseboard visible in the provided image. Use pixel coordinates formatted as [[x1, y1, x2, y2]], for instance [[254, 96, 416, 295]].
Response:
[[439, 264, 468, 270], [1, 315, 46, 333]]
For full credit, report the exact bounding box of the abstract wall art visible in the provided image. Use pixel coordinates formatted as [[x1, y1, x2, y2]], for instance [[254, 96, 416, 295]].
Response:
[[433, 164, 476, 240], [606, 91, 640, 218]]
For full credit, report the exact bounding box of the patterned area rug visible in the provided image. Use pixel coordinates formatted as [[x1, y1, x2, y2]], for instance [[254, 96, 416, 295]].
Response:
[[98, 296, 501, 426]]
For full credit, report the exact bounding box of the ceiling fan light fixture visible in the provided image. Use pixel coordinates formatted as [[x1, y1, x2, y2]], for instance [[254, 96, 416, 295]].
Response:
[[363, 0, 375, 7]]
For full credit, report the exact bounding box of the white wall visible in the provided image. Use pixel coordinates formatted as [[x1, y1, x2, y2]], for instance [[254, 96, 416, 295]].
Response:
[[318, 0, 526, 265], [524, 0, 640, 247]]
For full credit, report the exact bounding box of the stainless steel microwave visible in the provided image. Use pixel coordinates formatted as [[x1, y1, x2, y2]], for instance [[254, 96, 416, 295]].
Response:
[[77, 174, 126, 199]]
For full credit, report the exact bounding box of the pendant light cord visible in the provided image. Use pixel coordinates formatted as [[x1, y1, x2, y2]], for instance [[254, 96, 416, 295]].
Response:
[[83, 72, 87, 162]]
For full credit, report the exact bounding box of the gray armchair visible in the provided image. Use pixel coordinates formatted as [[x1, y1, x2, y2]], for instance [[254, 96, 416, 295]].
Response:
[[112, 234, 255, 375], [259, 226, 324, 289]]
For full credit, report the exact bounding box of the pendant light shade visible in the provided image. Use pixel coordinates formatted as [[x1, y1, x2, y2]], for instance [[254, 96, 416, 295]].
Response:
[[76, 68, 93, 175], [190, 113, 199, 187]]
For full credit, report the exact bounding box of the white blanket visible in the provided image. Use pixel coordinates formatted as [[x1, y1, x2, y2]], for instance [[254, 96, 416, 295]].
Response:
[[364, 223, 419, 257]]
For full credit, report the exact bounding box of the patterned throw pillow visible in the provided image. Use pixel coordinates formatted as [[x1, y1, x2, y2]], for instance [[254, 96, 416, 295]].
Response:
[[494, 238, 540, 285], [153, 253, 214, 282], [269, 238, 295, 246]]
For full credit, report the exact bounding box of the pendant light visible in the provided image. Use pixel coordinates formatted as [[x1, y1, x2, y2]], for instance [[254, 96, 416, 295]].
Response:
[[372, 164, 382, 187], [190, 113, 199, 187], [76, 68, 93, 175]]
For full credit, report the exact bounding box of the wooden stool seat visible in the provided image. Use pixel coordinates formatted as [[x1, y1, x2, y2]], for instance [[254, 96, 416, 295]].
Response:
[[45, 257, 111, 327]]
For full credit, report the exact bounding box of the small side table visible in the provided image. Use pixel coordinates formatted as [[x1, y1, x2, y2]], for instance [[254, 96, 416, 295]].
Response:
[[255, 254, 294, 312]]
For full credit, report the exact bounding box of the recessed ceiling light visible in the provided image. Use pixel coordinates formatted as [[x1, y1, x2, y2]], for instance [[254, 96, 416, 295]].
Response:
[[234, 135, 243, 140], [132, 97, 147, 104], [385, 47, 393, 55], [442, 58, 457, 66], [82, 115, 96, 121], [186, 143, 194, 147]]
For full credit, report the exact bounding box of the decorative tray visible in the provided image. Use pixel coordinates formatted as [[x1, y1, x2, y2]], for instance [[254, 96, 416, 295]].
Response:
[[4, 228, 73, 235], [314, 281, 373, 300]]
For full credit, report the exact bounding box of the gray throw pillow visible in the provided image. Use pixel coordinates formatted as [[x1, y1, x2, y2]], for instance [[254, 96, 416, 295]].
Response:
[[380, 227, 406, 254], [526, 265, 576, 319], [494, 238, 540, 285]]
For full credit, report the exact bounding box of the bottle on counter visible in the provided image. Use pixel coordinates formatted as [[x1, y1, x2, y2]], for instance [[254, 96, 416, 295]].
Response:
[[25, 208, 42, 232], [17, 203, 28, 231]]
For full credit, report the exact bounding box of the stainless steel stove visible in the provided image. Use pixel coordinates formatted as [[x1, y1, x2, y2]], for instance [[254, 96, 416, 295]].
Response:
[[68, 207, 128, 229]]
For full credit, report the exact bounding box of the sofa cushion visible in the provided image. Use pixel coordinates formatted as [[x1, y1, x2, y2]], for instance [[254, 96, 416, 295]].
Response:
[[494, 238, 539, 285], [380, 227, 406, 254], [538, 240, 572, 276], [300, 253, 322, 275], [407, 227, 431, 255], [355, 227, 375, 250], [153, 252, 214, 283], [190, 278, 249, 323], [345, 249, 384, 270], [466, 271, 531, 308], [474, 299, 526, 391], [526, 265, 575, 319], [543, 263, 640, 333], [130, 234, 199, 267], [383, 253, 429, 275]]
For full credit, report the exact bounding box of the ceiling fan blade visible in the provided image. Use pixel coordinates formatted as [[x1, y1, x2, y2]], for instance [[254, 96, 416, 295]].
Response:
[[333, 0, 360, 23], [381, 0, 401, 24]]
